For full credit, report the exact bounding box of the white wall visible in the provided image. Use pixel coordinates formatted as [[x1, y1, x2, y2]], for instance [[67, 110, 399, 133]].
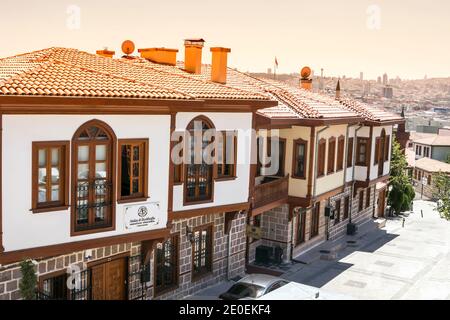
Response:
[[172, 112, 252, 211], [2, 115, 170, 252]]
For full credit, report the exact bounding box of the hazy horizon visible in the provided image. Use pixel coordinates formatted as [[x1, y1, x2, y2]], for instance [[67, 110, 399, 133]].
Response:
[[1, 0, 449, 80]]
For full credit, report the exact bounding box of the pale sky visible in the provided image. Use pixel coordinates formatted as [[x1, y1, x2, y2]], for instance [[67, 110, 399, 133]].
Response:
[[0, 0, 449, 79]]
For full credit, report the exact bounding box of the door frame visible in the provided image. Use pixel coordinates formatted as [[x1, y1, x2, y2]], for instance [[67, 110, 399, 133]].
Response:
[[87, 252, 130, 300], [377, 189, 386, 218]]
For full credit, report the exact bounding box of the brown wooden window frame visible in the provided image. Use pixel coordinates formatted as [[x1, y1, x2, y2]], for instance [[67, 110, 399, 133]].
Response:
[[327, 137, 336, 174], [356, 138, 369, 166], [358, 190, 364, 212], [296, 210, 306, 246], [71, 119, 116, 236], [384, 135, 390, 162], [317, 138, 326, 177], [184, 116, 215, 206], [334, 199, 341, 223], [343, 195, 350, 220], [268, 136, 286, 177], [31, 141, 70, 213], [117, 139, 149, 204], [337, 135, 345, 171], [292, 138, 308, 179], [347, 137, 354, 168], [154, 234, 180, 296], [310, 202, 320, 238], [374, 137, 381, 165], [191, 224, 214, 281], [216, 131, 238, 181], [173, 131, 184, 185], [38, 270, 70, 300], [365, 187, 371, 209]]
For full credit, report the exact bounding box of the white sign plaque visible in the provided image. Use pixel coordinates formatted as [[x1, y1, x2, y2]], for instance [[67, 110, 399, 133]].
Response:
[[124, 202, 163, 231]]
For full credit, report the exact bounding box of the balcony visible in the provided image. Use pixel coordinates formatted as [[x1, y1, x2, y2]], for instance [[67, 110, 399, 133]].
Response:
[[251, 175, 289, 215]]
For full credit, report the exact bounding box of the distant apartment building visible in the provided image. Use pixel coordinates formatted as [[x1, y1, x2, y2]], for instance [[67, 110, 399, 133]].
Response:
[[412, 135, 450, 162]]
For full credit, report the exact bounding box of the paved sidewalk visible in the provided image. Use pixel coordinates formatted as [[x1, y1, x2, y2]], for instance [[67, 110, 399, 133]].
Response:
[[283, 200, 450, 300], [187, 200, 450, 300]]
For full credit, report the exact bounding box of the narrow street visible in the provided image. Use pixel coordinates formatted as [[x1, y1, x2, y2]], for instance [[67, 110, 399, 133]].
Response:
[[189, 199, 450, 300]]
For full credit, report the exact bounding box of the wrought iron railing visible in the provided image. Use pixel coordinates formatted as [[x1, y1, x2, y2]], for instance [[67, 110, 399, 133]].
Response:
[[75, 180, 113, 230]]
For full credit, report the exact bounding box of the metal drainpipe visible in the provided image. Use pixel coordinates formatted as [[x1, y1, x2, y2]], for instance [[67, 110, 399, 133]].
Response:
[[350, 124, 364, 224]]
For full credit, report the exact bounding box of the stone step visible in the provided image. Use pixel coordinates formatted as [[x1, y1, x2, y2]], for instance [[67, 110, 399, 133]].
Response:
[[374, 218, 387, 229]]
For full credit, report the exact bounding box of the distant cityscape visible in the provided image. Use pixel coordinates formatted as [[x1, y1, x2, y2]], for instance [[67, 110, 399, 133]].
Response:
[[250, 70, 450, 134]]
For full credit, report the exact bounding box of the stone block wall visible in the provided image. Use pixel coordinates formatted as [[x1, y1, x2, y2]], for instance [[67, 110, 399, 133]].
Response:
[[154, 211, 247, 300], [0, 242, 140, 300]]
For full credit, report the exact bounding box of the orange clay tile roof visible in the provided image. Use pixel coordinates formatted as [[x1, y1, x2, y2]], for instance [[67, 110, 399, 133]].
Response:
[[0, 48, 268, 101], [337, 97, 403, 122], [136, 60, 359, 120], [147, 61, 401, 123]]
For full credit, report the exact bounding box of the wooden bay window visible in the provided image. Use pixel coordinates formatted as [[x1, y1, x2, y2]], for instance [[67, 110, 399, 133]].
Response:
[[118, 139, 149, 203], [32, 141, 69, 213]]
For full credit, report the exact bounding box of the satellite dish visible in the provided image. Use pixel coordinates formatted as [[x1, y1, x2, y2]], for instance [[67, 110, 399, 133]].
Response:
[[121, 40, 135, 55], [301, 66, 312, 79]]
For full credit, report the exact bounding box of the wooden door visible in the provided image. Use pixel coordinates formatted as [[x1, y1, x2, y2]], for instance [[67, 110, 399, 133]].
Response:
[[377, 190, 386, 217], [91, 257, 127, 300]]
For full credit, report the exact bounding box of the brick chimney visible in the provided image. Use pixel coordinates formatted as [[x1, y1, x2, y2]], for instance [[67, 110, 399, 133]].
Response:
[[210, 47, 231, 84], [184, 38, 205, 74], [138, 48, 178, 66], [300, 66, 312, 90], [96, 49, 115, 58]]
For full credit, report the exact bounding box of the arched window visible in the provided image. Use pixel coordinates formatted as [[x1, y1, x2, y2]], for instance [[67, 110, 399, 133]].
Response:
[[72, 120, 116, 234], [184, 116, 215, 204]]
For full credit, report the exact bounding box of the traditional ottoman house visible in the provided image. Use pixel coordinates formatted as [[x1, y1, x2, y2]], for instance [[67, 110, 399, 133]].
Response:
[[0, 41, 275, 300], [177, 65, 404, 265]]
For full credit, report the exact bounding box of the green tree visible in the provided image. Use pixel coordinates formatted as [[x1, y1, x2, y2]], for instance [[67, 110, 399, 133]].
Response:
[[432, 172, 450, 220], [388, 138, 415, 215], [19, 259, 37, 300]]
